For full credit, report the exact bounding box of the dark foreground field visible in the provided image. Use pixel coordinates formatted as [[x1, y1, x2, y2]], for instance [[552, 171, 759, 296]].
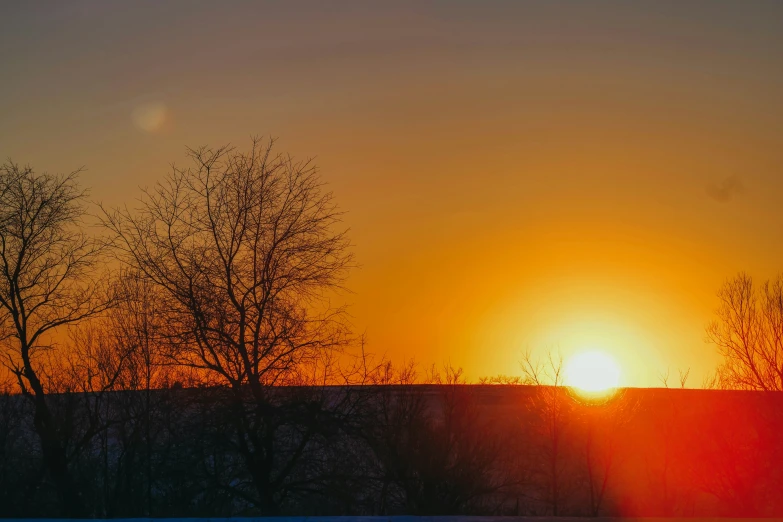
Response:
[[1, 385, 781, 518]]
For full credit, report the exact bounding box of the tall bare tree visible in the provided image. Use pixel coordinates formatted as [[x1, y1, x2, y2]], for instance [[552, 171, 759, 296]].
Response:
[[707, 273, 783, 391], [0, 161, 109, 516], [101, 138, 353, 512]]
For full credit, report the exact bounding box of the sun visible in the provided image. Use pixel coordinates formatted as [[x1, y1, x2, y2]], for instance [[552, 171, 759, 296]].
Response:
[[564, 350, 621, 393]]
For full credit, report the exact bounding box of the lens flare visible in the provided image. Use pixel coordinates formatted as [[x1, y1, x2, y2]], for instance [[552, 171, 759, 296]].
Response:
[[131, 102, 169, 133]]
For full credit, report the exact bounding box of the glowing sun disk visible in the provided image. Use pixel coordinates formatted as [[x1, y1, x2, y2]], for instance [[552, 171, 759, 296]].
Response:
[[565, 351, 621, 392]]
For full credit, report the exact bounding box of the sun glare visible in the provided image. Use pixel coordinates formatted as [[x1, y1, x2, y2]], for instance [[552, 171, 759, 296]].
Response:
[[565, 350, 621, 393]]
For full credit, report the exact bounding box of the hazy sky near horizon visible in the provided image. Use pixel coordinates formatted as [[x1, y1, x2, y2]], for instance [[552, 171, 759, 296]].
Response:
[[2, 1, 782, 386]]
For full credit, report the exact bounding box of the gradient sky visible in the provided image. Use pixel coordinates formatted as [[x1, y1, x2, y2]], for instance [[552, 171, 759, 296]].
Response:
[[2, 1, 782, 386]]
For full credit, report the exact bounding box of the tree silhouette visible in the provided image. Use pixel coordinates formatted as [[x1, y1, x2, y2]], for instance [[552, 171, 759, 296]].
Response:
[[519, 350, 576, 516], [578, 392, 637, 516], [102, 138, 353, 513], [0, 161, 110, 516], [705, 273, 783, 513], [707, 272, 783, 391]]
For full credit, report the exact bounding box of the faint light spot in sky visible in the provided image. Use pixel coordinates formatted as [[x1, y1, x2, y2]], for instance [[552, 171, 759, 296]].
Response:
[[131, 102, 169, 133]]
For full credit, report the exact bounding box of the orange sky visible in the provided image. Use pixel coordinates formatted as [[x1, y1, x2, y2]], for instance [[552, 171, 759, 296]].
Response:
[[2, 1, 782, 386]]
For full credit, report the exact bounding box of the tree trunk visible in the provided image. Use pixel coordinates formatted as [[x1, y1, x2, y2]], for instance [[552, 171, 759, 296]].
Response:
[[24, 361, 83, 517], [31, 394, 83, 517]]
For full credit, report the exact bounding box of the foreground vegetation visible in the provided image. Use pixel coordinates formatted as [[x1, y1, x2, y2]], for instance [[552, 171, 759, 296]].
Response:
[[2, 382, 782, 517]]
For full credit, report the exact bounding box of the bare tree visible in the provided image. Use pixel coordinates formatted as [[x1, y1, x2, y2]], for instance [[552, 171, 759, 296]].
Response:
[[707, 273, 783, 391], [681, 393, 767, 516], [358, 362, 512, 515], [0, 161, 109, 516], [578, 392, 637, 516], [359, 359, 429, 513], [109, 271, 170, 515], [702, 272, 783, 512], [101, 138, 353, 513], [79, 271, 171, 516], [658, 367, 690, 389], [419, 366, 513, 514], [520, 350, 575, 516]]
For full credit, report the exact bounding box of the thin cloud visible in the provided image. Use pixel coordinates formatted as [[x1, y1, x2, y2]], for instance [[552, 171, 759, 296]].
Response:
[[706, 175, 744, 203]]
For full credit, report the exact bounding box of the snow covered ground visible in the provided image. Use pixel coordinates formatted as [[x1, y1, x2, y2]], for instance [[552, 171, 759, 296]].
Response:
[[2, 516, 783, 522]]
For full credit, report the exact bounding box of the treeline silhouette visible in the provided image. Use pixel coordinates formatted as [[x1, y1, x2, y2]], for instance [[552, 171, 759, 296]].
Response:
[[2, 378, 783, 517], [1, 140, 783, 517]]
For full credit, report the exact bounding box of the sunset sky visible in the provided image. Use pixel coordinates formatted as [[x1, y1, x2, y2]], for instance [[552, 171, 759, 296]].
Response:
[[2, 1, 782, 386]]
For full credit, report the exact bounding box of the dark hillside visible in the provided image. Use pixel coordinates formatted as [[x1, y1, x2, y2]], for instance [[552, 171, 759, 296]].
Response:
[[1, 385, 781, 517]]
